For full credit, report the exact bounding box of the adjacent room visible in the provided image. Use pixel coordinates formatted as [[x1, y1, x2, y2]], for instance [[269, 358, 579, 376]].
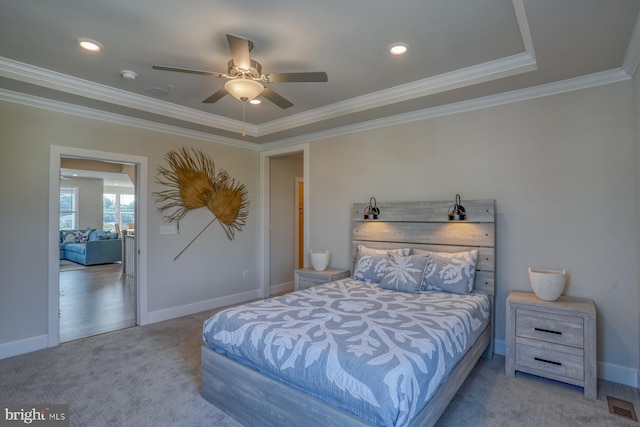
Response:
[[1, 1, 640, 426]]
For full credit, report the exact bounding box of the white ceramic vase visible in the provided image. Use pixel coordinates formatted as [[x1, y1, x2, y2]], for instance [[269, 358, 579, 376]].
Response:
[[528, 268, 566, 301], [310, 250, 330, 271]]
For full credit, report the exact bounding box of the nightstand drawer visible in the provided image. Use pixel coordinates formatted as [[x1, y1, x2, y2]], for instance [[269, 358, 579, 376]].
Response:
[[515, 338, 584, 381], [516, 308, 583, 348]]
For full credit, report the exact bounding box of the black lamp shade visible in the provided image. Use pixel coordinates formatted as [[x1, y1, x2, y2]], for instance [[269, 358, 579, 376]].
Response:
[[364, 197, 380, 220], [448, 194, 467, 221]]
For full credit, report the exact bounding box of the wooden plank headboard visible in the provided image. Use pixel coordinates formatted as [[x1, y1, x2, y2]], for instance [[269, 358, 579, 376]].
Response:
[[351, 199, 496, 356]]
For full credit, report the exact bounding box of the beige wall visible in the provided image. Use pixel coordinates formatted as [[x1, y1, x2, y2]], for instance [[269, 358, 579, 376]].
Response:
[[634, 67, 640, 384], [308, 80, 639, 382], [1, 77, 639, 384], [0, 101, 260, 346]]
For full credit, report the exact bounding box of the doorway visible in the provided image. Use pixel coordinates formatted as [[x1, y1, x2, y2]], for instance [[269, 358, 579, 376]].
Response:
[[259, 143, 309, 298], [48, 145, 148, 348], [58, 157, 137, 342]]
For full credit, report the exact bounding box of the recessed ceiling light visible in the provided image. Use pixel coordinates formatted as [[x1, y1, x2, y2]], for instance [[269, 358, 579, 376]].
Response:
[[389, 42, 408, 56], [78, 38, 103, 52], [249, 99, 261, 105]]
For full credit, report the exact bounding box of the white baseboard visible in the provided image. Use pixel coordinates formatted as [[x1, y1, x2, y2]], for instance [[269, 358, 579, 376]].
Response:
[[145, 289, 261, 324], [270, 281, 294, 295], [493, 339, 638, 387], [0, 334, 48, 360], [598, 361, 639, 388]]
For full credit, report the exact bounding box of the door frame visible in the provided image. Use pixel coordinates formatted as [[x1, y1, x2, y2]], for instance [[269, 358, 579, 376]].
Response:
[[48, 145, 148, 347], [294, 176, 304, 269], [259, 143, 309, 298]]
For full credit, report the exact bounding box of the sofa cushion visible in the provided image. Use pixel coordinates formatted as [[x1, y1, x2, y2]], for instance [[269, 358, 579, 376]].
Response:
[[64, 243, 87, 255]]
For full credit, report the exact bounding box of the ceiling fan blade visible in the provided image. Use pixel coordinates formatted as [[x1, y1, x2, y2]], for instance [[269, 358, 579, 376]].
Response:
[[152, 64, 226, 78], [264, 72, 328, 83], [202, 87, 229, 104], [261, 87, 294, 109], [226, 34, 251, 71]]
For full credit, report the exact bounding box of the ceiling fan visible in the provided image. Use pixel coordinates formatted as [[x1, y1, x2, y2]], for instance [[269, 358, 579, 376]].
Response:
[[152, 34, 328, 109]]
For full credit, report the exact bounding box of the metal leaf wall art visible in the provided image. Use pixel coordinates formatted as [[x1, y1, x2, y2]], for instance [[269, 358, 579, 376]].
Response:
[[153, 147, 249, 260]]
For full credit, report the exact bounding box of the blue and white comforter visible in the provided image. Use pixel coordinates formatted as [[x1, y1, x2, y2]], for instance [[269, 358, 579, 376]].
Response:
[[203, 279, 490, 427]]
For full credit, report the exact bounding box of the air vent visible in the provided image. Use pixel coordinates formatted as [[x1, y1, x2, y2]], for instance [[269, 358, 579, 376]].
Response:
[[607, 396, 638, 422]]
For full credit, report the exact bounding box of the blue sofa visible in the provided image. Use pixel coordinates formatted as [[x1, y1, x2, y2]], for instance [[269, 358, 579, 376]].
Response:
[[60, 229, 122, 265]]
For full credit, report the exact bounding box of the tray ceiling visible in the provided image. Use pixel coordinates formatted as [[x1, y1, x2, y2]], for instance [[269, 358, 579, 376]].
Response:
[[1, 0, 638, 147]]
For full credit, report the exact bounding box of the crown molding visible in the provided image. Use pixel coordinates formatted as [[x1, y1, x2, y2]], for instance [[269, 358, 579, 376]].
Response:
[[0, 88, 260, 151], [0, 56, 261, 137], [622, 12, 640, 77], [261, 68, 629, 150], [2, 67, 628, 153], [259, 52, 536, 137]]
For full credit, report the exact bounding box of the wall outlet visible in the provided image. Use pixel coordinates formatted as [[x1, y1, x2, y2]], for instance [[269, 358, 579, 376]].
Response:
[[160, 224, 177, 235]]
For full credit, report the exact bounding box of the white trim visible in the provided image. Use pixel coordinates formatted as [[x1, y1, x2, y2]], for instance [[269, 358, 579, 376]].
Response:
[[259, 143, 310, 298], [259, 52, 536, 136], [49, 146, 149, 347], [597, 362, 639, 388], [294, 177, 304, 269], [0, 57, 258, 136], [261, 68, 630, 150], [271, 281, 294, 296], [0, 89, 259, 151], [622, 12, 640, 77], [0, 67, 630, 152], [512, 0, 536, 61], [0, 335, 48, 360], [146, 290, 260, 324]]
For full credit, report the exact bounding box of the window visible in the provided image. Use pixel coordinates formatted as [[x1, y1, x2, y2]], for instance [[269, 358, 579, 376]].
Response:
[[103, 194, 116, 231], [103, 193, 135, 231], [120, 194, 135, 229], [60, 186, 78, 229]]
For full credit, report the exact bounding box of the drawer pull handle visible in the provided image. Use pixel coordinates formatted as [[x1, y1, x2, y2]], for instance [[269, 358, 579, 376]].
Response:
[[534, 327, 561, 335], [534, 357, 562, 366]]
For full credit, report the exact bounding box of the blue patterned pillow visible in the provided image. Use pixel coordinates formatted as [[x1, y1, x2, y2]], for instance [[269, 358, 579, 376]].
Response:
[[380, 254, 429, 293], [353, 245, 410, 283], [421, 249, 479, 294]]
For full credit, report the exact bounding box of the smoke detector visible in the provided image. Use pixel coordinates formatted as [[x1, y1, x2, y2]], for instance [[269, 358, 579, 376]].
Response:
[[120, 70, 137, 80]]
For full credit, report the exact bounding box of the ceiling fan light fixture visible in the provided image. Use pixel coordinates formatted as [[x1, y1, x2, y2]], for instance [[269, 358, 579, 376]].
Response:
[[249, 99, 261, 105], [224, 78, 264, 101]]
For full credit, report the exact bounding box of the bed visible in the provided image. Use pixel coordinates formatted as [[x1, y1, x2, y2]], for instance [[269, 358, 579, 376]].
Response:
[[201, 199, 496, 427]]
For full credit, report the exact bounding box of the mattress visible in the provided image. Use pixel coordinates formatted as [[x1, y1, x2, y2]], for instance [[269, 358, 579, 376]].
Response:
[[203, 278, 490, 427]]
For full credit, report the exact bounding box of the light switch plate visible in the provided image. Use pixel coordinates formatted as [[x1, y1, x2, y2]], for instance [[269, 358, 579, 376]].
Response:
[[160, 224, 177, 235]]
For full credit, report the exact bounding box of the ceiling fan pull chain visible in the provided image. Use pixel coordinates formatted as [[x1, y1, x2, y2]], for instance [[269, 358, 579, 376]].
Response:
[[242, 101, 246, 137]]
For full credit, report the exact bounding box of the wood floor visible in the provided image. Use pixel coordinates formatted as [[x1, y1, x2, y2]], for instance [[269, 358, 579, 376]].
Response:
[[59, 262, 136, 342]]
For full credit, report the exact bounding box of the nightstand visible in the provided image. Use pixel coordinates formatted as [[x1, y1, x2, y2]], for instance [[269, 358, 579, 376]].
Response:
[[294, 267, 350, 291], [505, 291, 597, 400]]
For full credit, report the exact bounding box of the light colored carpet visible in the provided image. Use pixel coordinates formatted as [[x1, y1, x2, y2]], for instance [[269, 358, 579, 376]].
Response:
[[59, 260, 86, 272], [1, 308, 638, 427]]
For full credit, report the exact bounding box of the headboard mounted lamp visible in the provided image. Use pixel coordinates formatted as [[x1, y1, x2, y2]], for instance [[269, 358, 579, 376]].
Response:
[[364, 197, 380, 220], [448, 194, 467, 221]]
